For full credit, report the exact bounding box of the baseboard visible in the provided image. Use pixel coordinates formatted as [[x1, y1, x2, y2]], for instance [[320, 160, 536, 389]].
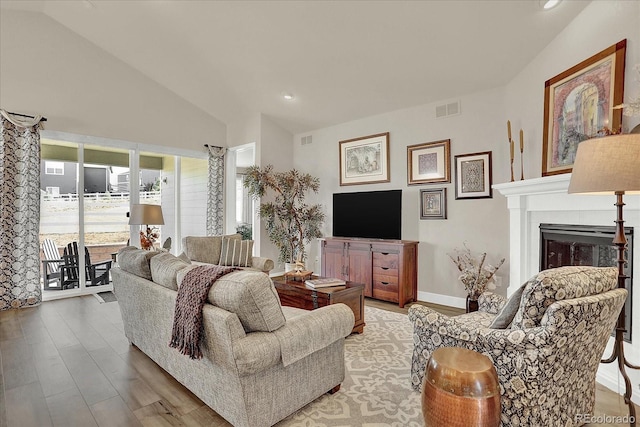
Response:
[[596, 370, 640, 406], [416, 291, 466, 309]]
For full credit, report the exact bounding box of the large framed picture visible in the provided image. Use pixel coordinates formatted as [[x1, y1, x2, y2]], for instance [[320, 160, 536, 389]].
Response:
[[339, 132, 390, 186], [407, 139, 451, 185], [455, 151, 492, 199], [542, 40, 626, 176], [420, 188, 447, 220]]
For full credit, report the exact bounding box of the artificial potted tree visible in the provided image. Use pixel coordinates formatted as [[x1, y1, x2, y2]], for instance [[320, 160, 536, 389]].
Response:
[[243, 165, 324, 273]]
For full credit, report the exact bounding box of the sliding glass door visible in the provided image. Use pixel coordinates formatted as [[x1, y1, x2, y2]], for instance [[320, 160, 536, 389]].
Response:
[[40, 137, 190, 301]]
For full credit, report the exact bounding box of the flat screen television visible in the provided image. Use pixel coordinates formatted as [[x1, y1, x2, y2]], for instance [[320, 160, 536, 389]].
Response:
[[332, 190, 401, 240]]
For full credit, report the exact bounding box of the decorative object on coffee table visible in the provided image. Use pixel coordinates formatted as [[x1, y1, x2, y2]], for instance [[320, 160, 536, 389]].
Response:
[[243, 165, 324, 268], [568, 133, 640, 424], [422, 347, 500, 427], [449, 244, 504, 312], [284, 270, 313, 282]]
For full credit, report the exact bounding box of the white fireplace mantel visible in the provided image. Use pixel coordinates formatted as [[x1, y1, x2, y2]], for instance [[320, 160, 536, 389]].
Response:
[[493, 174, 640, 402]]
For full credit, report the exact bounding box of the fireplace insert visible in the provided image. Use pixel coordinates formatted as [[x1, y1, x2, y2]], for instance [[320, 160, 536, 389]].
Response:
[[540, 223, 634, 342]]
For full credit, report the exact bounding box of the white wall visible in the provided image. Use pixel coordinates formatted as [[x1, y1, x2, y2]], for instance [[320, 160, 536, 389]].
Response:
[[179, 157, 208, 238], [257, 114, 294, 267], [0, 9, 226, 151], [505, 0, 640, 179], [294, 87, 510, 305]]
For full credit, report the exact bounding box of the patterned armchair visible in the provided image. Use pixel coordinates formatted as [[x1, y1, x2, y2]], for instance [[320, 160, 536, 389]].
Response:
[[408, 266, 626, 427]]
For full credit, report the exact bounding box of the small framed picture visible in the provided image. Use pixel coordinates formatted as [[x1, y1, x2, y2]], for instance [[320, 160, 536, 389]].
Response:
[[455, 151, 492, 199], [339, 132, 390, 186], [420, 188, 447, 220], [407, 139, 451, 185]]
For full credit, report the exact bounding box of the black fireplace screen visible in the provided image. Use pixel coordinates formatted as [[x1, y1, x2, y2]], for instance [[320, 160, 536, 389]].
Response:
[[540, 224, 634, 342]]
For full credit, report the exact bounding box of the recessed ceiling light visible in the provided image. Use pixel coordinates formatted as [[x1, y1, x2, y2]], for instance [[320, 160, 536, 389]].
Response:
[[540, 0, 561, 10], [283, 93, 295, 100]]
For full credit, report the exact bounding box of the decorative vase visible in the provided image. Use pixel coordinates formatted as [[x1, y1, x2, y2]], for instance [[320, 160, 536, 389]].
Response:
[[466, 295, 479, 313], [284, 262, 296, 273]]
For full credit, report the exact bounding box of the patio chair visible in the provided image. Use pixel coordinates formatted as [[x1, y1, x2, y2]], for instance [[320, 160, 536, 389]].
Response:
[[61, 242, 112, 288], [41, 239, 64, 290]]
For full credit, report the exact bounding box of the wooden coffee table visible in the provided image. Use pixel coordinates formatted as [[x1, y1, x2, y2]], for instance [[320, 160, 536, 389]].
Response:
[[272, 276, 365, 334]]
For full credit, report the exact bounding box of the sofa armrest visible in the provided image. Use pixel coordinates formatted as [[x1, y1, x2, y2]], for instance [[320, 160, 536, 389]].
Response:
[[274, 304, 354, 366], [478, 292, 507, 314], [408, 304, 491, 342], [251, 256, 274, 273]]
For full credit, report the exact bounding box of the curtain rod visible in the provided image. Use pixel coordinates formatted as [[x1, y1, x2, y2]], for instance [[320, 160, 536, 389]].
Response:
[[203, 144, 223, 149], [7, 111, 48, 122]]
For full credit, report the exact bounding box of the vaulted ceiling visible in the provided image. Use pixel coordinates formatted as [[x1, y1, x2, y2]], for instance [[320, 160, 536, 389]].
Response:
[[0, 0, 590, 134]]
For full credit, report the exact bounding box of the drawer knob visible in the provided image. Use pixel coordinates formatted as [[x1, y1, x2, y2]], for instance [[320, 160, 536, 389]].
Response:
[[381, 252, 389, 255], [381, 281, 389, 285], [381, 267, 389, 270]]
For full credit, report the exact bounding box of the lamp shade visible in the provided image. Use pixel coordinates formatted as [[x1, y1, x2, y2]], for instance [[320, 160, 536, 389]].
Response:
[[568, 134, 640, 195], [128, 204, 165, 225]]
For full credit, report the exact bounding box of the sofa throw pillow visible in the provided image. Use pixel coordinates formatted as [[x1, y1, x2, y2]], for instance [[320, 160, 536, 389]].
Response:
[[488, 284, 526, 329], [116, 247, 161, 280], [219, 237, 254, 268], [150, 252, 191, 291]]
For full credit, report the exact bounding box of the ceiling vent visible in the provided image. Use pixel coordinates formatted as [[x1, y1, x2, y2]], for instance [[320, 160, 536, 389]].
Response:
[[301, 135, 313, 145], [435, 101, 461, 118]]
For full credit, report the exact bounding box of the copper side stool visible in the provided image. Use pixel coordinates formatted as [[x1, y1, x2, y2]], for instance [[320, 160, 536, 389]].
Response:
[[422, 347, 501, 427]]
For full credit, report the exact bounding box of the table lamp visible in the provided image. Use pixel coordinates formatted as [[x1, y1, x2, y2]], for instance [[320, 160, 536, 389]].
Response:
[[568, 134, 640, 424], [128, 204, 165, 250]]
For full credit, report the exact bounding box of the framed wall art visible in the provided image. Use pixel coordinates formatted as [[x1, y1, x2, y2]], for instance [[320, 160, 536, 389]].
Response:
[[407, 139, 451, 185], [420, 188, 447, 220], [542, 39, 626, 176], [339, 132, 390, 186], [455, 151, 492, 199]]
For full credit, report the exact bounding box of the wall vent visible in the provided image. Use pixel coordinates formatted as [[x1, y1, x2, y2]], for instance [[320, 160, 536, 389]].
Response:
[[301, 135, 313, 145], [435, 100, 461, 118]]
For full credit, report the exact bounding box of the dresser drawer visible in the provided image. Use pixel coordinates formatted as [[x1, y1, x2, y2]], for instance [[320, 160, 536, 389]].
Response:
[[372, 251, 399, 269], [373, 279, 399, 302]]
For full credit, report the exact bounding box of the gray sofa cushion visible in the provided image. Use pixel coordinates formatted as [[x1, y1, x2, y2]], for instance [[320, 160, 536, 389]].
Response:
[[182, 234, 241, 265], [150, 252, 191, 291], [117, 247, 160, 280], [219, 238, 254, 267], [207, 270, 286, 333]]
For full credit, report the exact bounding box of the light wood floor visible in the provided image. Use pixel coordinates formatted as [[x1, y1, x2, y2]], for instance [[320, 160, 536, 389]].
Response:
[[0, 295, 637, 427]]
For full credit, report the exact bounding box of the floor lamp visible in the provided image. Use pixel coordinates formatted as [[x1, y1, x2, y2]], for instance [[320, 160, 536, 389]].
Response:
[[568, 134, 640, 424]]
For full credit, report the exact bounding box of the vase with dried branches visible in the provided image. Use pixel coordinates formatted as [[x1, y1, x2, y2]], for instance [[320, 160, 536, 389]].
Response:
[[449, 244, 505, 312]]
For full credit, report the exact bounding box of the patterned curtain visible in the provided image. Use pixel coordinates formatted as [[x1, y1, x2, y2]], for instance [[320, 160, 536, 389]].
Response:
[[206, 146, 225, 236], [0, 110, 44, 310]]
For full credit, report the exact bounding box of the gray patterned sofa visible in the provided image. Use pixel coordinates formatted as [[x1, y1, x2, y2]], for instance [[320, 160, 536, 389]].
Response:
[[181, 234, 274, 272], [408, 266, 626, 427], [113, 248, 355, 427]]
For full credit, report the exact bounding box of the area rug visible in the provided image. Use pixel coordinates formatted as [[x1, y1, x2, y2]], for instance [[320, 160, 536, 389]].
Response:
[[277, 306, 423, 426], [95, 291, 117, 303]]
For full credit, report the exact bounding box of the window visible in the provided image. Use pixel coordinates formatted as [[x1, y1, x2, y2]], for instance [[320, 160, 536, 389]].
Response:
[[45, 161, 64, 175]]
